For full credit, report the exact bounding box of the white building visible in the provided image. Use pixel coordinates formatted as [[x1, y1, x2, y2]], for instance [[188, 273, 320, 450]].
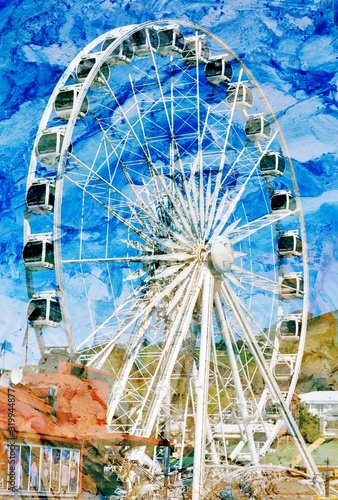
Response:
[[299, 391, 338, 438]]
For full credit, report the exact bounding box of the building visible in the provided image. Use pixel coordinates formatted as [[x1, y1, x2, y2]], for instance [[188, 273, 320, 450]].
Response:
[[0, 362, 168, 499], [299, 391, 338, 438]]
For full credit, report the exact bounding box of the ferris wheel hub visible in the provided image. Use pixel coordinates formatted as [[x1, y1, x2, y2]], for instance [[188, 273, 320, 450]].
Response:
[[209, 235, 234, 275], [197, 245, 207, 261]]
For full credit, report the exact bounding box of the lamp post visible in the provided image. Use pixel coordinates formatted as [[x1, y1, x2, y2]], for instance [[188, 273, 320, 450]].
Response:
[[325, 457, 330, 500]]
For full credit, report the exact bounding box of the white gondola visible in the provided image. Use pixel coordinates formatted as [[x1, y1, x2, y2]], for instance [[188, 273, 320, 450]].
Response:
[[259, 152, 286, 176], [226, 83, 253, 110], [270, 190, 296, 213], [27, 293, 62, 328], [273, 356, 295, 381], [278, 231, 302, 257], [264, 399, 281, 418], [54, 86, 89, 120], [26, 179, 55, 213], [35, 128, 71, 166], [280, 273, 303, 299], [276, 315, 302, 340], [245, 115, 271, 142], [76, 55, 110, 85], [101, 36, 134, 64], [129, 28, 159, 56], [23, 234, 54, 270], [155, 24, 185, 56], [181, 35, 210, 67], [205, 56, 233, 85]]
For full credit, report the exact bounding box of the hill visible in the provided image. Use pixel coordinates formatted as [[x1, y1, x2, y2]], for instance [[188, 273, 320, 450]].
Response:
[[297, 311, 338, 393]]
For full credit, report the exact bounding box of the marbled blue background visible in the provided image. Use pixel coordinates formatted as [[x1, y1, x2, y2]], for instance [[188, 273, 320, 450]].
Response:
[[0, 0, 337, 368]]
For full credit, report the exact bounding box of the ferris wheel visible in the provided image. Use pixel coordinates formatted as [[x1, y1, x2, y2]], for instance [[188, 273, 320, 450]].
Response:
[[24, 20, 321, 498]]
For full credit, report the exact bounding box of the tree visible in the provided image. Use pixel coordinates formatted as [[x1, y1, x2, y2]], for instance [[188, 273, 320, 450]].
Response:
[[298, 403, 321, 443]]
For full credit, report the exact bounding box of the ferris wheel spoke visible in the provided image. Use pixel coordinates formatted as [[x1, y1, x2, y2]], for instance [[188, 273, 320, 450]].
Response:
[[214, 291, 259, 464], [119, 164, 174, 239], [204, 147, 246, 240], [76, 280, 150, 352], [65, 157, 194, 250], [226, 293, 283, 372], [93, 119, 135, 183], [214, 298, 260, 395], [204, 70, 244, 240], [68, 152, 146, 214], [230, 210, 298, 244], [62, 252, 194, 265], [171, 140, 200, 235], [82, 263, 196, 370], [110, 144, 197, 244], [107, 310, 159, 422], [64, 171, 158, 247], [131, 264, 206, 435], [100, 72, 157, 169], [210, 131, 278, 244], [228, 265, 282, 295], [146, 166, 197, 243], [220, 279, 293, 396], [146, 32, 173, 136], [170, 66, 205, 236], [108, 262, 205, 430], [220, 280, 320, 477], [126, 73, 156, 152], [99, 261, 198, 353], [192, 32, 206, 233]]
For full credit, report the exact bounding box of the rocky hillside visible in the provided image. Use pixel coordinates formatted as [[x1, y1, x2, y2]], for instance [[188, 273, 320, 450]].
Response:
[[297, 311, 338, 393]]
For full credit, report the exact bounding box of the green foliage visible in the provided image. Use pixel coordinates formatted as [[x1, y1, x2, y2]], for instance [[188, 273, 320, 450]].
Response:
[[298, 403, 321, 443]]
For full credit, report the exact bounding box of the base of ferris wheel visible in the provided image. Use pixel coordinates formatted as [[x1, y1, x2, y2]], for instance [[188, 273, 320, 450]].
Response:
[[3, 359, 336, 499]]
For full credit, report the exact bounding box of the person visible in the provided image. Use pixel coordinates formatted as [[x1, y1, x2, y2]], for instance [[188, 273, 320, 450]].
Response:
[[30, 460, 38, 490]]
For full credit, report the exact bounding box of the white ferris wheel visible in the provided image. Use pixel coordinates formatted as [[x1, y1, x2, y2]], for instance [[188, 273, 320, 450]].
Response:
[[24, 19, 321, 498]]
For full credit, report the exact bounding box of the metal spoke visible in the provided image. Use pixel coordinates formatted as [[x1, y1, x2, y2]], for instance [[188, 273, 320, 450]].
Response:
[[210, 131, 278, 244], [230, 211, 298, 244]]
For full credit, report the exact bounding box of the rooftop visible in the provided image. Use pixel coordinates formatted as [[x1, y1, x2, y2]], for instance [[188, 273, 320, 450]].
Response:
[[299, 391, 338, 404]]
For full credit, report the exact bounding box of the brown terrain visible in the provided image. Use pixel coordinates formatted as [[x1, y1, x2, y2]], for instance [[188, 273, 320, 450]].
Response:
[[298, 311, 338, 393]]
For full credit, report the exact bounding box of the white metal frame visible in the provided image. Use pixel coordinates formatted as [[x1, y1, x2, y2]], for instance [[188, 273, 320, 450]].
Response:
[[24, 19, 324, 498]]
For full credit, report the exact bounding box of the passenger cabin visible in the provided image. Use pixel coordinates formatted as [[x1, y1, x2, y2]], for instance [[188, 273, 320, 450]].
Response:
[[26, 179, 55, 213], [36, 129, 71, 166], [27, 293, 62, 328], [245, 115, 271, 142], [270, 190, 296, 213], [226, 83, 253, 110], [280, 274, 303, 299], [129, 28, 159, 56], [101, 36, 134, 64], [23, 235, 54, 270], [155, 24, 185, 56], [259, 152, 286, 176], [181, 35, 210, 67], [276, 315, 302, 340], [278, 231, 302, 257], [76, 56, 110, 85], [273, 357, 295, 381], [54, 86, 89, 120], [205, 57, 233, 85], [265, 399, 281, 418]]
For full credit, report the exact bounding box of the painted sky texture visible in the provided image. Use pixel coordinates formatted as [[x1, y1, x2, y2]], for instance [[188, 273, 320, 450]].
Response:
[[0, 0, 338, 369]]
